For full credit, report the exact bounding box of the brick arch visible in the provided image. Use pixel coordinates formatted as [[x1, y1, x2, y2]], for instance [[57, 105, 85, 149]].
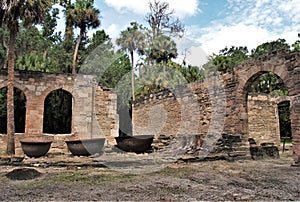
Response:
[[0, 81, 31, 99], [233, 51, 300, 165], [43, 87, 73, 134], [0, 81, 29, 134], [41, 85, 79, 106], [234, 52, 295, 119]]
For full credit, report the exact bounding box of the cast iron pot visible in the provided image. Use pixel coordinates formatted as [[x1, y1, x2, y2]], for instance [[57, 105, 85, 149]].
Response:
[[20, 136, 53, 158], [65, 138, 105, 156], [115, 135, 154, 153]]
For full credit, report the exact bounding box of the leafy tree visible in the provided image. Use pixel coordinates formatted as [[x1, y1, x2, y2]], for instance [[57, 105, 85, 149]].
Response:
[[16, 54, 48, 71], [66, 0, 100, 74], [81, 30, 131, 87], [45, 41, 73, 73], [80, 29, 132, 97], [292, 33, 300, 52], [16, 26, 47, 57], [87, 30, 110, 53], [42, 7, 60, 44], [179, 65, 204, 83], [0, 0, 52, 155], [100, 55, 131, 88], [13, 25, 68, 73], [207, 46, 249, 74], [136, 61, 191, 98], [116, 22, 146, 101], [251, 38, 290, 58]]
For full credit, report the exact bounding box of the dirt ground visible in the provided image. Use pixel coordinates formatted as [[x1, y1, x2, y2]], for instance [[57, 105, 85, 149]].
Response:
[[0, 150, 299, 201]]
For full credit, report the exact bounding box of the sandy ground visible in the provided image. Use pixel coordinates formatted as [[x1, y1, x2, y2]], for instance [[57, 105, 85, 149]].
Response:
[[0, 150, 299, 201]]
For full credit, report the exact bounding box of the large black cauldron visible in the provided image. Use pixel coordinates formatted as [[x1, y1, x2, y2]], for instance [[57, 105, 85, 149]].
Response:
[[65, 138, 105, 156], [20, 136, 53, 158], [115, 135, 154, 153]]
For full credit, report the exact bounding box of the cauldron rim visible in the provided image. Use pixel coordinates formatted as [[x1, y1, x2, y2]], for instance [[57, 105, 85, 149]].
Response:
[[65, 137, 106, 144], [20, 139, 53, 144], [115, 135, 154, 139]]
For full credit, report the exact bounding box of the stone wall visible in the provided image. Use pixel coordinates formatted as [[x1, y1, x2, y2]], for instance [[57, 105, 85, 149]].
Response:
[[133, 51, 300, 163], [0, 70, 118, 155], [247, 93, 290, 147], [133, 83, 213, 149], [95, 87, 119, 145]]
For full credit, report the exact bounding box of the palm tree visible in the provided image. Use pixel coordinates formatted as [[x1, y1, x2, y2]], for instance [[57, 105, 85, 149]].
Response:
[[66, 0, 100, 74], [0, 0, 52, 155], [150, 34, 177, 64], [116, 22, 146, 101]]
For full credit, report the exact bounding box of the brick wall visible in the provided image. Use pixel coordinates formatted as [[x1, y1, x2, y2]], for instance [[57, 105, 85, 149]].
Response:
[[247, 93, 290, 147], [0, 70, 118, 155], [133, 51, 300, 163]]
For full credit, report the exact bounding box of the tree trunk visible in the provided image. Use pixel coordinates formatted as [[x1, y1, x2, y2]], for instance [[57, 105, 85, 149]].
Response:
[[130, 51, 135, 102], [72, 34, 82, 74], [130, 51, 135, 136], [64, 0, 73, 42], [6, 30, 16, 155]]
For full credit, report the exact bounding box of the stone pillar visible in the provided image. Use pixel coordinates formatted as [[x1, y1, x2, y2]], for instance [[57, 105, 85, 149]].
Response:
[[94, 87, 119, 145], [291, 96, 300, 165]]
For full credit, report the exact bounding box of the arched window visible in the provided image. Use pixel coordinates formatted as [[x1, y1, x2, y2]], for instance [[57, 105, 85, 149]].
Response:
[[0, 87, 26, 133], [43, 89, 72, 134]]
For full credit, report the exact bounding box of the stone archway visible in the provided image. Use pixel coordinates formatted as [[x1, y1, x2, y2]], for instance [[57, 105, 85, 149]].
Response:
[[233, 51, 300, 165]]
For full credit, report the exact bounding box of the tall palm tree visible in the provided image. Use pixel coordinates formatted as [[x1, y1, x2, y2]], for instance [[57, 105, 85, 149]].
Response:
[[0, 0, 52, 155], [116, 22, 146, 101], [66, 0, 100, 74]]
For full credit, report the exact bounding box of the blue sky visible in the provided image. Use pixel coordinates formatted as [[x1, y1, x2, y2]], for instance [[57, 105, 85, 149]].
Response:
[[57, 0, 300, 66]]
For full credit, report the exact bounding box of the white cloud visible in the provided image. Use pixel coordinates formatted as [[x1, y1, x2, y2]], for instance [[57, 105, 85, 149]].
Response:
[[106, 24, 119, 39], [227, 0, 300, 32], [103, 0, 200, 18], [197, 23, 272, 55], [185, 0, 300, 56], [193, 23, 299, 56]]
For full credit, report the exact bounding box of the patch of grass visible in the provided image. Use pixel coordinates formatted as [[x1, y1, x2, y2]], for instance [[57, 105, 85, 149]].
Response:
[[6, 168, 142, 190]]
